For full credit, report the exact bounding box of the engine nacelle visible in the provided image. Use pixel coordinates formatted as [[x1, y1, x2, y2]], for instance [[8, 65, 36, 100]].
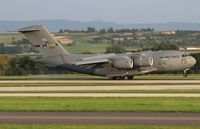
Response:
[[112, 57, 134, 69], [134, 56, 154, 67]]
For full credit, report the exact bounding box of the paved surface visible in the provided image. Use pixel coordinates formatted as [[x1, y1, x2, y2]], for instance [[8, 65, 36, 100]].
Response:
[[0, 80, 200, 84], [0, 112, 200, 125], [0, 80, 200, 97], [0, 80, 199, 125], [0, 85, 200, 91], [1, 93, 200, 97]]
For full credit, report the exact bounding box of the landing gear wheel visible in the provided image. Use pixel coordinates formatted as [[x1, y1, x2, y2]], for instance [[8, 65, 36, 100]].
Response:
[[109, 77, 117, 80], [183, 69, 190, 77], [116, 76, 125, 80], [127, 76, 133, 80], [183, 73, 188, 77], [108, 76, 125, 80]]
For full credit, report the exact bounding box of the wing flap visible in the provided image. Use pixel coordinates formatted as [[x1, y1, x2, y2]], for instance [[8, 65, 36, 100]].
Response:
[[73, 58, 109, 65]]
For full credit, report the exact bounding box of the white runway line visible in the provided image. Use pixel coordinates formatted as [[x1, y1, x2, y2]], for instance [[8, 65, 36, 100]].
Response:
[[0, 85, 200, 91]]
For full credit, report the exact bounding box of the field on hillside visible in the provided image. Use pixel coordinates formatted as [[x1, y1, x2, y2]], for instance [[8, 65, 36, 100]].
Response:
[[2, 30, 200, 54], [0, 33, 109, 53], [65, 34, 109, 53], [0, 34, 24, 44]]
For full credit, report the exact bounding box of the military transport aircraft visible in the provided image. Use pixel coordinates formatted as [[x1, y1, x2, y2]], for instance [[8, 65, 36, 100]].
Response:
[[18, 25, 196, 80]]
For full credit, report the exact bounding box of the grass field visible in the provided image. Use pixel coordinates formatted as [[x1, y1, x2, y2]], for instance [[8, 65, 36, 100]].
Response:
[[0, 33, 109, 53], [0, 74, 200, 80], [2, 90, 200, 93], [0, 124, 199, 129], [65, 35, 109, 53], [0, 97, 200, 112], [0, 34, 24, 44], [0, 74, 104, 80]]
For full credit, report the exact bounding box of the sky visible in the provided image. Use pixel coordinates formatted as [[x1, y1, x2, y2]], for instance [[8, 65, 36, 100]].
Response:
[[0, 0, 200, 24]]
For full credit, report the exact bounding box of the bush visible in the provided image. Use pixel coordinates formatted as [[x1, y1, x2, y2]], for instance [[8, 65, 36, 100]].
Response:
[[105, 46, 126, 53]]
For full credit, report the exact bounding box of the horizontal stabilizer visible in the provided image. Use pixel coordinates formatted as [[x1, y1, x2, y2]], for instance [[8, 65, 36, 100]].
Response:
[[18, 25, 42, 32]]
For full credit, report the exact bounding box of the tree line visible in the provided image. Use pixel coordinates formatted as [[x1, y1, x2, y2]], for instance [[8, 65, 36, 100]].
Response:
[[0, 38, 37, 54], [59, 27, 154, 33], [0, 56, 72, 76]]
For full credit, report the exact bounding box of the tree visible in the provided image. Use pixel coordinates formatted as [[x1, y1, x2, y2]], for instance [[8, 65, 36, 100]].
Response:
[[105, 46, 126, 53], [87, 27, 96, 33], [107, 27, 114, 33], [59, 29, 63, 33], [5, 56, 47, 76], [99, 29, 106, 34], [150, 44, 179, 51]]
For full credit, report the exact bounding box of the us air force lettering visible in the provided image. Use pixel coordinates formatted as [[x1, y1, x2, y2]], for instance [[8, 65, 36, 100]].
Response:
[[18, 25, 196, 80]]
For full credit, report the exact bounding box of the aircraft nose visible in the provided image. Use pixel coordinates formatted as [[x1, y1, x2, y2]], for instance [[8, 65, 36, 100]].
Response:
[[188, 56, 196, 67]]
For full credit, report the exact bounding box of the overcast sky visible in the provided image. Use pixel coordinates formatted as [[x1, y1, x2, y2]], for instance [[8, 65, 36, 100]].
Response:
[[0, 0, 199, 23]]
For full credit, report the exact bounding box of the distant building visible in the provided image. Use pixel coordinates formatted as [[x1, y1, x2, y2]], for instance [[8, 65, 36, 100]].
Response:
[[122, 33, 133, 36], [160, 31, 176, 35], [137, 37, 146, 40], [113, 38, 124, 41], [179, 46, 200, 51]]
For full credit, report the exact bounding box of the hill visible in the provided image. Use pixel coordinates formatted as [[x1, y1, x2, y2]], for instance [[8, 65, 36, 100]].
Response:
[[1, 20, 200, 32]]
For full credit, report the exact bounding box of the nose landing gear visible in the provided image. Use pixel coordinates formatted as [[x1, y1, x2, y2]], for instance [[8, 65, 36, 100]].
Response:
[[183, 68, 190, 77]]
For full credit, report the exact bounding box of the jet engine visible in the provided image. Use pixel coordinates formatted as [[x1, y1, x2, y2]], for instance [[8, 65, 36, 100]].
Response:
[[134, 56, 154, 67], [112, 57, 134, 69]]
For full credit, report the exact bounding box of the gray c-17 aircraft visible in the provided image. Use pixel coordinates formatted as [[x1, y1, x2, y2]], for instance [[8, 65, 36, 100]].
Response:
[[18, 25, 196, 80]]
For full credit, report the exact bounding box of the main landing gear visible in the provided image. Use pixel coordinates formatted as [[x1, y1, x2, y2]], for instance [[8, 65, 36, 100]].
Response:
[[109, 76, 125, 80], [109, 76, 134, 80]]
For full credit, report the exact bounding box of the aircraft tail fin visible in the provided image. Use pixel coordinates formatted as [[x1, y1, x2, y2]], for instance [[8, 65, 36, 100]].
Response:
[[18, 25, 69, 58]]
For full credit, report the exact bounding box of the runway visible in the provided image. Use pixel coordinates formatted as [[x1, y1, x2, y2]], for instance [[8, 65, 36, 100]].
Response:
[[0, 80, 200, 97], [0, 80, 200, 125], [0, 112, 200, 125], [0, 80, 200, 84], [1, 85, 200, 91]]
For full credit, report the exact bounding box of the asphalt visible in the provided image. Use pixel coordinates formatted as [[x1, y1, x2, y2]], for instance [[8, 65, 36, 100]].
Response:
[[0, 80, 200, 125], [0, 80, 200, 84], [0, 112, 200, 125], [1, 85, 200, 91], [0, 80, 200, 97]]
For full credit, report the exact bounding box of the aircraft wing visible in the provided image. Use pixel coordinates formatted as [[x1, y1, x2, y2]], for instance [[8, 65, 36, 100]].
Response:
[[72, 58, 110, 65], [17, 53, 43, 57]]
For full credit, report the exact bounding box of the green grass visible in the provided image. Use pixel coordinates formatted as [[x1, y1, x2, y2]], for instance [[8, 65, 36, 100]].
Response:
[[0, 74, 104, 80], [0, 34, 24, 43], [134, 74, 200, 79], [65, 35, 109, 53], [1, 97, 200, 112], [0, 74, 200, 80], [0, 124, 199, 129], [1, 82, 200, 87]]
